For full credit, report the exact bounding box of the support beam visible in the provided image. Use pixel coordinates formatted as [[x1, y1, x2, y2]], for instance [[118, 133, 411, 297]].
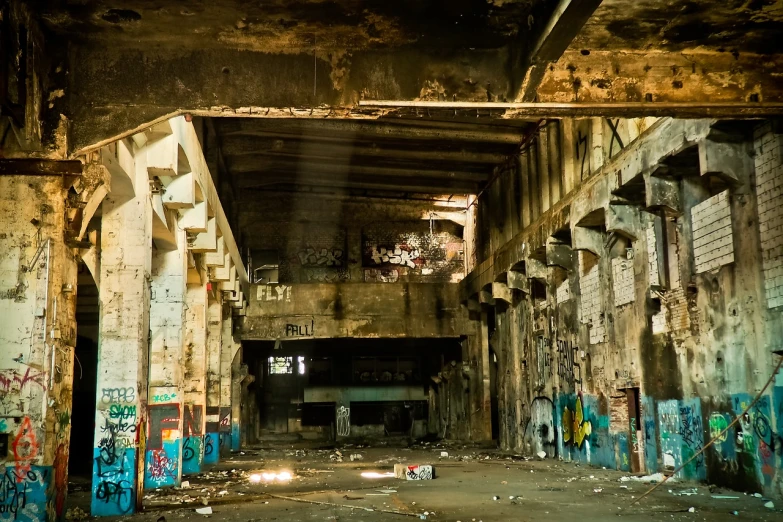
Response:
[[219, 308, 234, 457], [204, 297, 223, 465], [219, 137, 510, 165], [238, 174, 480, 195], [229, 158, 490, 181], [518, 0, 603, 102], [182, 279, 208, 474]]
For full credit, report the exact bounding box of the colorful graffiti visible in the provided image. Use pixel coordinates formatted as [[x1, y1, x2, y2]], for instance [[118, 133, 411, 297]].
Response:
[[731, 393, 779, 489], [657, 398, 705, 481], [1, 464, 50, 522], [182, 404, 204, 474], [562, 394, 592, 448], [92, 416, 135, 516], [11, 418, 38, 480], [641, 396, 658, 474], [145, 404, 181, 489]]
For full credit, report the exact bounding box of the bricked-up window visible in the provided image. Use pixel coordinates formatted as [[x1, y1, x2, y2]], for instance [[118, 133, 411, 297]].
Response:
[[268, 356, 293, 375], [578, 250, 605, 344], [690, 190, 734, 273], [553, 266, 570, 304], [754, 122, 783, 308]]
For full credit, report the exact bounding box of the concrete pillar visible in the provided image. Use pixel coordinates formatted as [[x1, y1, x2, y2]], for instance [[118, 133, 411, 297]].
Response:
[[144, 228, 187, 490], [230, 351, 245, 451], [0, 171, 78, 522], [92, 155, 152, 516], [204, 296, 222, 465], [182, 277, 208, 474], [219, 309, 234, 457]]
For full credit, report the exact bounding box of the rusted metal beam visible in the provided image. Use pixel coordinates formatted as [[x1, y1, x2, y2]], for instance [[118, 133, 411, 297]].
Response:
[[0, 158, 83, 175], [216, 118, 527, 144], [359, 100, 783, 118], [519, 0, 604, 102]]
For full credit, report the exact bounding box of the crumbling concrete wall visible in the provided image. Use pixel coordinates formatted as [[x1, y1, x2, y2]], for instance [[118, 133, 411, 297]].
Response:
[[241, 282, 472, 340], [0, 174, 78, 522], [463, 117, 783, 497]]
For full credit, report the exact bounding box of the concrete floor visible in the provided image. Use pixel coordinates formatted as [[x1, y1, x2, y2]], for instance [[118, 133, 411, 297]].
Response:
[[67, 443, 780, 522]]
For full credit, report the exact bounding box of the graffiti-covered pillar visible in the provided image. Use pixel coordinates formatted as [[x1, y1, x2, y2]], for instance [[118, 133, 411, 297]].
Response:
[[230, 350, 246, 451], [204, 297, 223, 465], [144, 227, 187, 489], [182, 276, 208, 474], [92, 155, 152, 516], [219, 309, 235, 456], [0, 170, 79, 522]]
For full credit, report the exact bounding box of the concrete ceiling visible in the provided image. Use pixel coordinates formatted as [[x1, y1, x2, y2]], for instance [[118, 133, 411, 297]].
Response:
[[574, 0, 783, 54], [211, 115, 538, 196], [36, 0, 539, 52]]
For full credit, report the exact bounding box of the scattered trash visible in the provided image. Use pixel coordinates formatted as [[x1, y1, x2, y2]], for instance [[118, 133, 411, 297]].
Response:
[[441, 451, 449, 457], [343, 495, 363, 500], [64, 507, 88, 522], [492, 496, 500, 501], [764, 501, 775, 509], [688, 507, 695, 513], [537, 451, 547, 459], [669, 488, 698, 496], [711, 495, 740, 499], [195, 507, 212, 515], [350, 454, 363, 462], [619, 473, 673, 484], [619, 485, 629, 489], [753, 493, 762, 498], [593, 488, 603, 493], [501, 480, 508, 485], [730, 511, 739, 516], [376, 489, 397, 494], [180, 481, 190, 489], [217, 490, 228, 496]]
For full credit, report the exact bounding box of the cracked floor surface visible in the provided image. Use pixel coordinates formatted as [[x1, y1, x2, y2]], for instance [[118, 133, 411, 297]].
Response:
[[66, 442, 781, 522]]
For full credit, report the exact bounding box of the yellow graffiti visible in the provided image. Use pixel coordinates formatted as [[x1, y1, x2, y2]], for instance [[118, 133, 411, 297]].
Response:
[[562, 395, 592, 448]]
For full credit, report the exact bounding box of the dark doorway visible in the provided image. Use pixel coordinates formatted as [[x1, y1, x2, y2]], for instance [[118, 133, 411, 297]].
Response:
[[69, 263, 99, 478]]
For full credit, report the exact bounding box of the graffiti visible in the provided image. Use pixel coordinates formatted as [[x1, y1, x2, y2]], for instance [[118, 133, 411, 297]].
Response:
[[182, 437, 196, 461], [204, 434, 215, 457], [336, 406, 350, 437], [147, 404, 179, 450], [219, 408, 231, 431], [302, 267, 350, 282], [363, 268, 399, 283], [524, 396, 555, 455], [296, 246, 343, 267], [286, 320, 315, 337], [369, 245, 420, 269], [109, 405, 136, 421], [146, 450, 177, 484], [641, 396, 658, 474], [606, 118, 624, 157], [257, 285, 291, 302], [0, 368, 46, 393], [151, 393, 176, 403], [183, 404, 203, 437], [535, 337, 551, 388], [405, 465, 433, 480], [93, 416, 135, 515], [556, 339, 582, 390], [94, 479, 133, 514], [658, 399, 705, 480], [562, 395, 592, 448], [100, 387, 135, 404], [709, 413, 729, 442], [11, 418, 38, 481], [575, 127, 589, 178], [0, 466, 47, 520], [731, 394, 780, 487]]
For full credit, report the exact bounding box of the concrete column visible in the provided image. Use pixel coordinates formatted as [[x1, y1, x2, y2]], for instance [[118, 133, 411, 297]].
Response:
[[219, 309, 234, 457], [204, 296, 222, 465], [182, 277, 208, 474], [144, 228, 187, 489], [0, 172, 78, 522], [230, 351, 245, 451], [92, 157, 152, 516]]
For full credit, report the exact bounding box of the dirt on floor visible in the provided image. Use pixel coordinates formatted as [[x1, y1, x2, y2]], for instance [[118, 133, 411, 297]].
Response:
[[65, 441, 780, 522]]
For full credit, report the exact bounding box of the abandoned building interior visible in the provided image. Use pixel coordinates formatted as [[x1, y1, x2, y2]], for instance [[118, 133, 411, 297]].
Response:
[[1, 0, 783, 521]]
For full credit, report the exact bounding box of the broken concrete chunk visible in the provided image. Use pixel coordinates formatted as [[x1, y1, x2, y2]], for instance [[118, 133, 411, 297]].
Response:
[[195, 507, 212, 515], [537, 451, 547, 459]]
